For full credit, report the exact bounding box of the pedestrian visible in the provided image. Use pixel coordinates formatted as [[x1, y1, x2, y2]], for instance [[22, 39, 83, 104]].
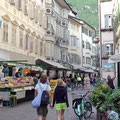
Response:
[[71, 77, 75, 90], [33, 73, 39, 87], [81, 75, 84, 89], [51, 79, 69, 120], [85, 75, 91, 89], [15, 68, 22, 78], [107, 75, 115, 89], [77, 75, 82, 88], [92, 75, 96, 87], [34, 75, 51, 120]]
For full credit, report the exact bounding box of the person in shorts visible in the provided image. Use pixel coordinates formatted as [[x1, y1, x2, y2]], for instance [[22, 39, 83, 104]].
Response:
[[77, 76, 82, 88], [51, 79, 69, 120], [34, 75, 51, 120]]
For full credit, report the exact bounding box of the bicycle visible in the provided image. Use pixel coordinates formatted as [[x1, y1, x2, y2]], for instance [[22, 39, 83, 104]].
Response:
[[72, 91, 93, 120]]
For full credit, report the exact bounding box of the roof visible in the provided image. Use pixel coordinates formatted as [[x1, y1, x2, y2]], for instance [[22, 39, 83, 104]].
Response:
[[36, 58, 68, 70], [55, 0, 77, 15], [69, 15, 84, 25], [69, 15, 96, 32]]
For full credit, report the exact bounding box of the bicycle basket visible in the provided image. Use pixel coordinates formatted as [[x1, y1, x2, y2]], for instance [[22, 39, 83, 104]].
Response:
[[72, 98, 82, 109]]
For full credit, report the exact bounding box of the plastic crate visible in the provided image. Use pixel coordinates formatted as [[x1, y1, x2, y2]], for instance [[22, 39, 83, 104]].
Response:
[[9, 95, 17, 107]]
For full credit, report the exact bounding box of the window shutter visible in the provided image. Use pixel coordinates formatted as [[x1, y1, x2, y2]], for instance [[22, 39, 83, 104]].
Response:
[[43, 15, 47, 29], [39, 11, 42, 26], [19, 30, 23, 48], [102, 44, 106, 57], [18, 0, 22, 10], [12, 26, 16, 46], [25, 34, 29, 50], [33, 5, 35, 19], [25, 0, 28, 15], [3, 23, 8, 43], [35, 39, 38, 54], [108, 15, 112, 28], [35, 8, 39, 23], [105, 15, 109, 28], [30, 36, 33, 52]]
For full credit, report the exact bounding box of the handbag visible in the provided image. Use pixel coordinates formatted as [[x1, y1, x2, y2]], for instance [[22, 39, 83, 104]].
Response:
[[32, 83, 42, 108]]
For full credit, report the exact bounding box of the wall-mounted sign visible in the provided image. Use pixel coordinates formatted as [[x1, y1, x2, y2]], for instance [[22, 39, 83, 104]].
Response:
[[0, 20, 2, 28]]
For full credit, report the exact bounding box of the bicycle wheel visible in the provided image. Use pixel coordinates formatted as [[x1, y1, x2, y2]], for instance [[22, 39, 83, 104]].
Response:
[[84, 101, 92, 119]]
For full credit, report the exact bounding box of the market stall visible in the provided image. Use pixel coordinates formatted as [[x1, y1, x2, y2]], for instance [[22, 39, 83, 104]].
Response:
[[0, 61, 44, 106], [0, 76, 34, 106]]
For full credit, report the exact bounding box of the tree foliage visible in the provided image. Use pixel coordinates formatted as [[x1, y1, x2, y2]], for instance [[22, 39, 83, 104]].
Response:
[[67, 0, 99, 30]]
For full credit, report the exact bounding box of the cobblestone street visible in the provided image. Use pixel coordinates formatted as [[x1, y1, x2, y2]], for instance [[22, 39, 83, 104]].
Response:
[[0, 88, 96, 120]]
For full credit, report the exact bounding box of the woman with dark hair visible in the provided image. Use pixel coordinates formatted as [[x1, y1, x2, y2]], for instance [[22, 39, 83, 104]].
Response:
[[107, 75, 115, 89], [34, 75, 51, 120]]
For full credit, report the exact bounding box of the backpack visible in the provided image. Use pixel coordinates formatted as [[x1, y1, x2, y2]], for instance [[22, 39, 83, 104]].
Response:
[[39, 84, 50, 105]]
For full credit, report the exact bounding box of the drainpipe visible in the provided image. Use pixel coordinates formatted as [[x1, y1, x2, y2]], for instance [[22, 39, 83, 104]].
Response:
[[98, 0, 102, 79]]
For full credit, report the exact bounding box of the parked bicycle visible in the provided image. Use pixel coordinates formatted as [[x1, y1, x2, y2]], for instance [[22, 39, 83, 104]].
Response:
[[72, 91, 93, 120]]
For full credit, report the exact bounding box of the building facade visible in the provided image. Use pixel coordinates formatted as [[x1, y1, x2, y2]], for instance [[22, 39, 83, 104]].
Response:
[[112, 0, 120, 87], [81, 22, 96, 71], [0, 0, 46, 63], [68, 15, 97, 73], [44, 0, 71, 63], [100, 0, 114, 79], [68, 16, 82, 67]]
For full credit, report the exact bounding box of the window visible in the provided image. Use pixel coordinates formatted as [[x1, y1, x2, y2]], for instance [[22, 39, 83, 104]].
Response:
[[86, 42, 89, 49], [92, 46, 96, 54], [82, 41, 85, 48], [86, 42, 91, 50], [89, 31, 92, 37], [25, 34, 29, 50], [105, 44, 113, 56], [86, 57, 91, 65], [71, 36, 79, 47], [19, 30, 23, 48], [105, 14, 113, 29], [11, 25, 16, 46], [3, 22, 8, 42], [71, 36, 75, 46], [62, 50, 66, 61], [76, 38, 79, 48], [82, 26, 88, 35]]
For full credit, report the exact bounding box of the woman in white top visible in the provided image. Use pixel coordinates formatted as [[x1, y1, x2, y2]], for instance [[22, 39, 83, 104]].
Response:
[[35, 75, 51, 120]]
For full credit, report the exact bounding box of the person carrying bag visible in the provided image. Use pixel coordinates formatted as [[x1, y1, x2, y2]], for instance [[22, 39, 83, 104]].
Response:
[[33, 75, 51, 120], [51, 79, 69, 120]]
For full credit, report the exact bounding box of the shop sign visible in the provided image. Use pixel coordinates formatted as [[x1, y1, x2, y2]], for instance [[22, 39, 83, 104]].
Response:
[[102, 60, 114, 72], [0, 20, 2, 28]]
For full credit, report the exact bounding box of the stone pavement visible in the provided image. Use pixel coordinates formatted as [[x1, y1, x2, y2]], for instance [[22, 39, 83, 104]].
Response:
[[0, 88, 96, 120]]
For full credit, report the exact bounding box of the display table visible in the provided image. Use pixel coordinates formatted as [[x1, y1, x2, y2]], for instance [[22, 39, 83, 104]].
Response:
[[0, 85, 34, 106]]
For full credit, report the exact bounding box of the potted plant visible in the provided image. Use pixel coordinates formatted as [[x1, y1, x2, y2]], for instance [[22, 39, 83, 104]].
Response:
[[90, 79, 120, 120]]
